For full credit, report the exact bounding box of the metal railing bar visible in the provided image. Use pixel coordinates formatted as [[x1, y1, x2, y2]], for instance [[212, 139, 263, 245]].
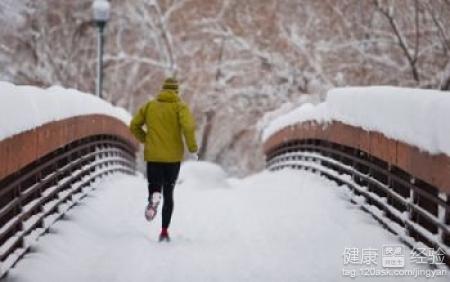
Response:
[[0, 154, 134, 245], [270, 143, 445, 209], [269, 160, 450, 255], [20, 147, 129, 200], [0, 166, 130, 265], [0, 138, 134, 195], [0, 164, 132, 263], [270, 152, 450, 215], [273, 157, 450, 235]]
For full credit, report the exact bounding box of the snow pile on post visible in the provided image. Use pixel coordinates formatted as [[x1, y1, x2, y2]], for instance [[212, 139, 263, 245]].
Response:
[[0, 81, 131, 141], [262, 86, 450, 156]]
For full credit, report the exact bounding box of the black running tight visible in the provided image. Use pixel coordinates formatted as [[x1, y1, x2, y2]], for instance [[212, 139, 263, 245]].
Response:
[[146, 162, 181, 229]]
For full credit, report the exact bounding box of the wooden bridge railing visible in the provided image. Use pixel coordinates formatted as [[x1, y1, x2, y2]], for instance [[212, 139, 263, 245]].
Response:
[[0, 114, 138, 277], [264, 121, 450, 267]]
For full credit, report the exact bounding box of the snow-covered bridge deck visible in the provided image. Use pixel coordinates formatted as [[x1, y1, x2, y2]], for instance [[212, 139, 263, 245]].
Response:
[[4, 163, 447, 282]]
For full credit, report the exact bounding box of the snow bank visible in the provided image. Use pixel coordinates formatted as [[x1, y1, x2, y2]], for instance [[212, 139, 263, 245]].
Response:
[[0, 81, 131, 141], [262, 86, 450, 156], [178, 161, 230, 189]]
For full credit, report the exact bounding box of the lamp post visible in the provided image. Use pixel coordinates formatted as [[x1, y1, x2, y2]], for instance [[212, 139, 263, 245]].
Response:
[[92, 0, 110, 99]]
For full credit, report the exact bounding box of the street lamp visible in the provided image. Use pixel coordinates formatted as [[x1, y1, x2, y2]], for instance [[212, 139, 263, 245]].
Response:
[[92, 0, 110, 99]]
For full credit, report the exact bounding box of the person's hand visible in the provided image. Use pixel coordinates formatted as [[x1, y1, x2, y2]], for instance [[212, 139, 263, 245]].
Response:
[[187, 153, 199, 161]]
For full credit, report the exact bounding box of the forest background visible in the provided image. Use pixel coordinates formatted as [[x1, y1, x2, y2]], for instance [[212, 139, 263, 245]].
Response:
[[0, 0, 449, 175]]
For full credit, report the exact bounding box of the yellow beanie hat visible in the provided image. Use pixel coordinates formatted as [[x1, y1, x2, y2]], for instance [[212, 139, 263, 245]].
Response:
[[162, 78, 178, 91]]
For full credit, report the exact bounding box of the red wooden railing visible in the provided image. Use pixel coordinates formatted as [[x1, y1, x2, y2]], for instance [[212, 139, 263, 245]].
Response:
[[264, 121, 450, 266], [0, 114, 138, 276]]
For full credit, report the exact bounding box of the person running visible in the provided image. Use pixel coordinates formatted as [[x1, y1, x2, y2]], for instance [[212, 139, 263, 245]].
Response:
[[129, 77, 198, 242]]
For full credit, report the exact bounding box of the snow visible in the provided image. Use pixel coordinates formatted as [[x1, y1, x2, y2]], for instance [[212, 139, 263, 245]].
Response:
[[0, 0, 27, 26], [0, 81, 131, 141], [262, 102, 330, 138], [178, 160, 230, 189], [4, 162, 448, 282], [262, 86, 450, 157], [256, 94, 321, 134]]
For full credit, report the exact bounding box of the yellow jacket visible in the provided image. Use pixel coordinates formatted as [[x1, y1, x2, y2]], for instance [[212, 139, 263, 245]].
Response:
[[129, 90, 198, 162]]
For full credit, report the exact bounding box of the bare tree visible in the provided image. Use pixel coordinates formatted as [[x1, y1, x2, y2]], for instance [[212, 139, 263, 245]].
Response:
[[1, 0, 449, 175]]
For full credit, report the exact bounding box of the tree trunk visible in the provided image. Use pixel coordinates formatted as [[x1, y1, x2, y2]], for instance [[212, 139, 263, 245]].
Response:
[[197, 110, 215, 160]]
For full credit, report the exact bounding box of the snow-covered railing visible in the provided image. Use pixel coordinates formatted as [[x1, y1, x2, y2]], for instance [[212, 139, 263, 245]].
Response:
[[263, 87, 450, 267], [0, 115, 138, 277], [0, 83, 138, 277]]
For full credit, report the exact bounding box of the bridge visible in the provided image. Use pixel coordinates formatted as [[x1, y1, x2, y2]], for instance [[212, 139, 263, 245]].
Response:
[[0, 84, 449, 281]]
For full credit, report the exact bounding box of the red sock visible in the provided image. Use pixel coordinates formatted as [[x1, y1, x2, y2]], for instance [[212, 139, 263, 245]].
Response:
[[160, 228, 168, 236]]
